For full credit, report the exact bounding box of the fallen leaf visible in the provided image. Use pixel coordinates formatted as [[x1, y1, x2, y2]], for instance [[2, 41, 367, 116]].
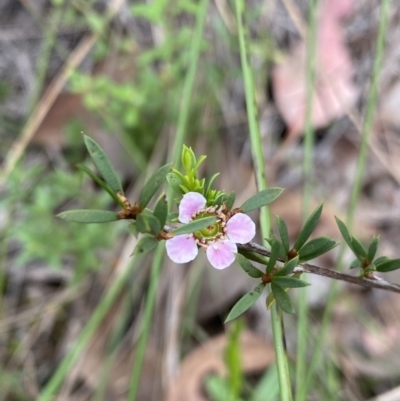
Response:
[[272, 0, 358, 137]]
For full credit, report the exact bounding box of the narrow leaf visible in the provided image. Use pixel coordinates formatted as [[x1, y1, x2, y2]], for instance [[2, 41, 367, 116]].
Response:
[[235, 254, 263, 278], [349, 259, 360, 269], [172, 216, 216, 235], [298, 237, 338, 262], [367, 236, 379, 262], [237, 249, 269, 265], [167, 212, 179, 221], [128, 221, 139, 237], [76, 163, 126, 208], [167, 172, 185, 195], [293, 202, 323, 251], [351, 236, 367, 258], [225, 191, 236, 210], [276, 215, 290, 253], [154, 194, 168, 228], [271, 283, 294, 314], [57, 209, 119, 223], [225, 283, 265, 323], [375, 258, 400, 272], [374, 256, 390, 265], [274, 256, 299, 277], [266, 239, 286, 274], [205, 172, 220, 197], [272, 276, 310, 288], [136, 213, 161, 235], [241, 188, 284, 213], [139, 163, 172, 209], [335, 216, 354, 252], [132, 235, 158, 255], [84, 135, 123, 194]]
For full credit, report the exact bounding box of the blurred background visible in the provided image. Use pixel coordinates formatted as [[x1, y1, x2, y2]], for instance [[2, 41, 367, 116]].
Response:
[[1, 0, 400, 400]]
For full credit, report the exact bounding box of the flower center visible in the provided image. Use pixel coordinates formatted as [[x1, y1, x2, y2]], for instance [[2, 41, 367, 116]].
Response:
[[193, 211, 223, 241]]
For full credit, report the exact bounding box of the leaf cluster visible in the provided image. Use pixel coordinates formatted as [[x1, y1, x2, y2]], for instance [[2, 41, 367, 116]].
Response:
[[335, 217, 400, 275], [231, 203, 338, 319], [58, 136, 171, 256]]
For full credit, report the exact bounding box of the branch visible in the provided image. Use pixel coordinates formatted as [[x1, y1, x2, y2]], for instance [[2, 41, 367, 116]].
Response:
[[239, 242, 400, 294]]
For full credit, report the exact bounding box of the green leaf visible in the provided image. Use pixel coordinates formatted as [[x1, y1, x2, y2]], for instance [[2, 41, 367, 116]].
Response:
[[57, 209, 119, 223], [271, 283, 294, 314], [298, 237, 338, 262], [272, 276, 310, 288], [375, 258, 400, 272], [153, 194, 168, 228], [235, 254, 263, 278], [167, 172, 185, 195], [205, 172, 220, 197], [274, 256, 299, 277], [293, 203, 323, 251], [76, 163, 126, 208], [213, 192, 227, 207], [266, 292, 276, 309], [225, 283, 265, 323], [335, 216, 354, 251], [374, 256, 390, 265], [172, 216, 216, 235], [237, 249, 269, 265], [128, 221, 139, 237], [349, 259, 361, 269], [276, 215, 290, 254], [266, 238, 286, 274], [225, 191, 236, 210], [84, 135, 123, 194], [132, 235, 158, 255], [351, 236, 367, 258], [364, 263, 376, 273], [367, 236, 379, 262], [241, 188, 284, 213], [136, 213, 161, 235], [139, 163, 172, 209], [167, 212, 179, 221]]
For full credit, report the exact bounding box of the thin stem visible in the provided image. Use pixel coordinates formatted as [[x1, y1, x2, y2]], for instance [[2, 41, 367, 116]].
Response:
[[234, 0, 271, 236], [270, 303, 293, 401], [296, 1, 318, 398], [238, 242, 400, 294], [235, 1, 292, 399]]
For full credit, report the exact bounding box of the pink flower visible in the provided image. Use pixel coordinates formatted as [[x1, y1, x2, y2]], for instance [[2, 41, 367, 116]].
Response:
[[166, 192, 255, 269]]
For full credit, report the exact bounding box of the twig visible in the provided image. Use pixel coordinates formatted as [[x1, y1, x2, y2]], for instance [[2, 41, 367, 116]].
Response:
[[239, 242, 400, 294]]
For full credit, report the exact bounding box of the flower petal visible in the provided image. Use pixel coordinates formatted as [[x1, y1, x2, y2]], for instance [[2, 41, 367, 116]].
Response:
[[166, 235, 198, 264], [178, 192, 207, 223], [226, 213, 256, 244], [206, 239, 237, 270]]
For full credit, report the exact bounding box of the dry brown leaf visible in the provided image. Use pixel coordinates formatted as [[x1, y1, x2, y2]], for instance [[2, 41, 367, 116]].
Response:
[[272, 0, 358, 137]]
